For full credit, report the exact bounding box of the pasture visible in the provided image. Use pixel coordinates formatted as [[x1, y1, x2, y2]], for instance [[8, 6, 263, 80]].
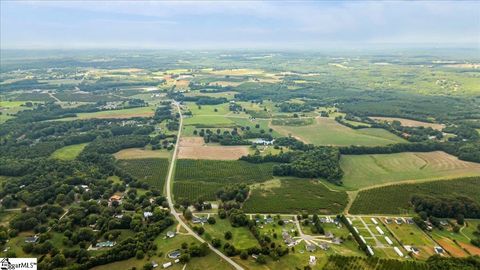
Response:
[[51, 143, 88, 160], [271, 117, 406, 146], [371, 117, 445, 131], [340, 151, 480, 189], [117, 158, 169, 189], [113, 148, 170, 159], [0, 100, 36, 123], [199, 217, 259, 250], [178, 137, 250, 160], [349, 177, 480, 214], [242, 178, 348, 214]]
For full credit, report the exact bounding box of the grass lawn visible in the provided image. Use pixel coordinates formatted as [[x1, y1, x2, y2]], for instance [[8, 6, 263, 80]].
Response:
[[271, 117, 406, 146], [199, 217, 258, 250], [340, 151, 480, 189], [51, 143, 88, 160], [243, 178, 348, 214], [384, 222, 437, 260]]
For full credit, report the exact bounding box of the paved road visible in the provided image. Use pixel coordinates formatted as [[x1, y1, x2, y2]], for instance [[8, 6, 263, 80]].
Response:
[[165, 101, 244, 270]]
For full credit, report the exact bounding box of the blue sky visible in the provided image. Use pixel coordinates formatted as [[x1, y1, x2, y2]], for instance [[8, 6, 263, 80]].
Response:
[[1, 1, 479, 49]]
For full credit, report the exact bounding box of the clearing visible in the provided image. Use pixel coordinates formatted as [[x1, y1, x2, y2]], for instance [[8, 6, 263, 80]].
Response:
[[371, 117, 445, 130], [340, 151, 480, 189], [51, 143, 88, 160], [178, 137, 249, 160], [58, 106, 155, 120], [271, 117, 406, 146]]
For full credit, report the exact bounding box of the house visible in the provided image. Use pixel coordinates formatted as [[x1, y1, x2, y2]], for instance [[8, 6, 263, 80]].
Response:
[[151, 261, 158, 268], [114, 214, 124, 219], [265, 217, 274, 224], [439, 220, 448, 227], [168, 250, 181, 259], [404, 245, 420, 255], [332, 237, 343, 245], [384, 218, 392, 224], [109, 195, 122, 206], [167, 231, 176, 238], [319, 243, 329, 250], [305, 244, 316, 252], [252, 138, 275, 145], [309, 255, 316, 265], [395, 218, 403, 225], [143, 211, 153, 219], [24, 235, 39, 243], [163, 262, 172, 269], [96, 241, 116, 248], [434, 246, 445, 254], [325, 232, 334, 239], [405, 218, 414, 224], [192, 216, 208, 224]]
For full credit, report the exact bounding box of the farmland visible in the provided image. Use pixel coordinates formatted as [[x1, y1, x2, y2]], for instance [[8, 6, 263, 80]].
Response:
[[243, 178, 348, 214], [113, 148, 170, 159], [117, 158, 169, 189], [51, 143, 88, 160], [174, 159, 274, 184], [271, 117, 406, 146], [178, 137, 250, 160], [371, 117, 445, 131], [349, 177, 480, 214], [340, 151, 480, 189], [57, 106, 155, 120]]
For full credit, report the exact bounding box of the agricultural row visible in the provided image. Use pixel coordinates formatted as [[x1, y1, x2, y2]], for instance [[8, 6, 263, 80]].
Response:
[[242, 178, 348, 214], [117, 158, 169, 189], [349, 177, 480, 214]]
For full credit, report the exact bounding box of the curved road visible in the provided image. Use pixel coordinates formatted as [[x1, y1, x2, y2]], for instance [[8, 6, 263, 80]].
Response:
[[165, 101, 244, 270]]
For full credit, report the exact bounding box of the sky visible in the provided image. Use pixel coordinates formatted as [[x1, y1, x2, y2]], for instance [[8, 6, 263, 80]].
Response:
[[1, 1, 479, 50]]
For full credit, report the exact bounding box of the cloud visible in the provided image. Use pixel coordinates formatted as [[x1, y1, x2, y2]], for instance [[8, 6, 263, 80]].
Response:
[[1, 0, 479, 49]]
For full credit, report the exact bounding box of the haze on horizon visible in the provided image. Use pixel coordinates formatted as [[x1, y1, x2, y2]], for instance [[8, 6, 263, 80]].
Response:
[[1, 0, 479, 50]]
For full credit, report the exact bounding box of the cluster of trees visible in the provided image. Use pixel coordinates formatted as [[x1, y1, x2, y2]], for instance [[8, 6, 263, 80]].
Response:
[[216, 184, 249, 203], [444, 125, 479, 141], [411, 195, 480, 219], [167, 91, 228, 105], [193, 126, 272, 145], [278, 102, 314, 113], [471, 224, 480, 248]]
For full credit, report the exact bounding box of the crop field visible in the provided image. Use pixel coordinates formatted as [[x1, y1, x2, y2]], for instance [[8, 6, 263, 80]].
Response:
[[175, 159, 274, 184], [117, 158, 169, 189], [54, 92, 125, 102], [371, 117, 445, 130], [113, 148, 170, 159], [13, 92, 55, 102], [271, 117, 406, 146], [173, 159, 274, 202], [271, 117, 314, 126], [178, 137, 249, 160], [349, 177, 480, 214], [242, 178, 348, 214], [173, 182, 221, 202], [51, 143, 88, 160], [340, 151, 480, 189]]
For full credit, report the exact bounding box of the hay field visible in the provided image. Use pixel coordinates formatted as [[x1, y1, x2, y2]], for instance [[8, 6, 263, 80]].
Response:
[[178, 137, 249, 160], [341, 151, 480, 189], [371, 117, 445, 130], [271, 117, 406, 146], [51, 143, 88, 160], [58, 106, 155, 121]]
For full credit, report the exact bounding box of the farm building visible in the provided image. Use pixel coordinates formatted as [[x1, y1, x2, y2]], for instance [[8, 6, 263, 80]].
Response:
[[371, 218, 378, 225], [434, 246, 445, 254], [163, 262, 172, 269], [384, 236, 393, 245], [366, 246, 374, 256], [306, 244, 316, 252], [309, 255, 316, 265], [394, 247, 404, 257], [375, 226, 384, 235], [151, 261, 158, 268], [167, 231, 176, 238], [143, 211, 153, 219], [192, 216, 208, 224]]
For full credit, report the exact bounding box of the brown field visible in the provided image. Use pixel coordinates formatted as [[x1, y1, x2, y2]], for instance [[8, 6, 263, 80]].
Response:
[[208, 81, 243, 87], [175, 80, 190, 88], [437, 239, 468, 257], [459, 242, 480, 256], [113, 148, 170, 159], [178, 137, 249, 160], [371, 117, 445, 130]]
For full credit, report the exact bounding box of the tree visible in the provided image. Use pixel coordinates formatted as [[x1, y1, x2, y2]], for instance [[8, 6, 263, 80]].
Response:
[[211, 238, 222, 248], [240, 251, 248, 260], [224, 231, 232, 240], [136, 250, 145, 259], [51, 254, 67, 268], [207, 217, 216, 224], [256, 254, 267, 264], [184, 209, 193, 220], [179, 253, 190, 263]]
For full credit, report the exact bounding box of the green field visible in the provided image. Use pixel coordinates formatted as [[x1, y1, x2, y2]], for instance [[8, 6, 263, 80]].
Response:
[[349, 177, 480, 214], [0, 100, 37, 123], [384, 222, 437, 259], [340, 151, 480, 189], [117, 158, 169, 189], [272, 117, 406, 146], [51, 143, 88, 160], [199, 217, 259, 250], [243, 178, 348, 214], [57, 106, 155, 121]]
